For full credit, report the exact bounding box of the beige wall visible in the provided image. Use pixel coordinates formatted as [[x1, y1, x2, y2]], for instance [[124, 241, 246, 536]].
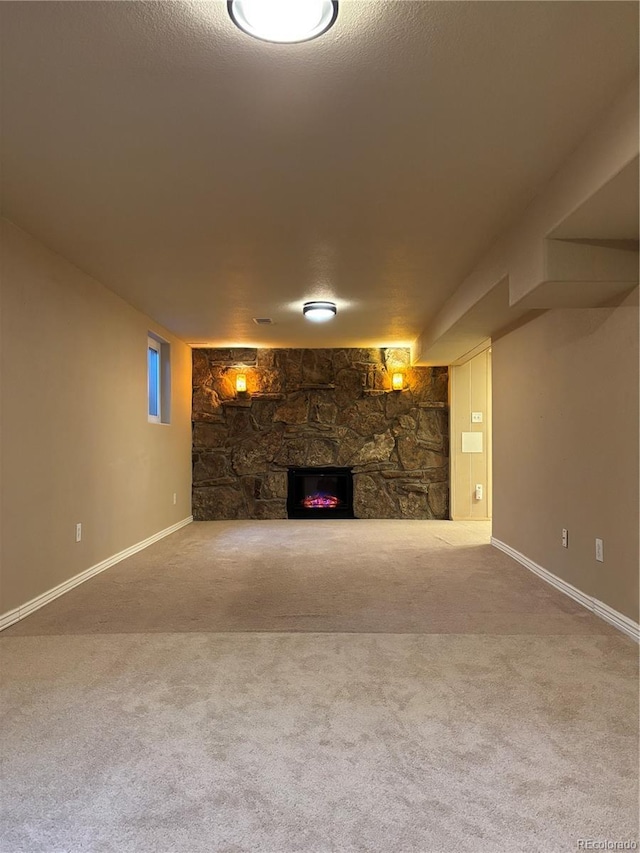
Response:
[[492, 289, 639, 621], [450, 349, 492, 520], [0, 220, 192, 615]]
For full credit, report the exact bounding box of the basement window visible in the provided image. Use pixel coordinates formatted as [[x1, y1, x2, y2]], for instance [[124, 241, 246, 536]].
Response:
[[148, 333, 171, 424]]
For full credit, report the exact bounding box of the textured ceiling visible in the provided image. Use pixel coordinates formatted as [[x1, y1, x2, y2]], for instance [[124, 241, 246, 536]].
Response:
[[1, 1, 638, 348]]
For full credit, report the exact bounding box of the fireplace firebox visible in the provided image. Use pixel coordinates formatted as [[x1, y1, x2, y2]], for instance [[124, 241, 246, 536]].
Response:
[[287, 467, 354, 519]]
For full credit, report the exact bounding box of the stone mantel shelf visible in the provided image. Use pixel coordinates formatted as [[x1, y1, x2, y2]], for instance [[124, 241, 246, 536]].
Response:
[[250, 392, 286, 400], [298, 383, 336, 390], [220, 395, 447, 410], [222, 393, 286, 406], [362, 389, 414, 396], [362, 393, 448, 409]]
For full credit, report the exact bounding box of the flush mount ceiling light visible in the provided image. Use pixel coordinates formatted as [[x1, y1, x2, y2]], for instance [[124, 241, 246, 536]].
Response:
[[228, 0, 338, 44], [303, 301, 337, 322]]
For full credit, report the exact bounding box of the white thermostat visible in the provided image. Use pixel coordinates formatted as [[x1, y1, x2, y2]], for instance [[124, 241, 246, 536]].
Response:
[[462, 432, 483, 453]]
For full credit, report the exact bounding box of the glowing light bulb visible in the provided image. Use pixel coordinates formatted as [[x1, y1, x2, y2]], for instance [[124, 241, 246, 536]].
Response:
[[228, 0, 338, 44], [392, 373, 403, 391], [236, 374, 247, 393], [303, 301, 337, 322]]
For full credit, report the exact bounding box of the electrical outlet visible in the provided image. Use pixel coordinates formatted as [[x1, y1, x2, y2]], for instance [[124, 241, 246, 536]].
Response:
[[595, 538, 604, 562], [471, 412, 483, 423], [562, 528, 568, 548], [173, 493, 177, 505], [75, 523, 82, 543], [474, 484, 483, 501]]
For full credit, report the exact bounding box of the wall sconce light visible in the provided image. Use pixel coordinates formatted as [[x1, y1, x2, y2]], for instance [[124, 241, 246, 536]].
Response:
[[235, 373, 247, 394], [392, 372, 404, 391]]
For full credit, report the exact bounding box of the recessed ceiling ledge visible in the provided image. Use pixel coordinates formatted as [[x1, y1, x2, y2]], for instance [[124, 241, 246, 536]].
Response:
[[414, 79, 639, 366]]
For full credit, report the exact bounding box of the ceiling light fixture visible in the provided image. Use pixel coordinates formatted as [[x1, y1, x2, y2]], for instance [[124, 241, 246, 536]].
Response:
[[303, 301, 337, 322], [228, 0, 338, 44]]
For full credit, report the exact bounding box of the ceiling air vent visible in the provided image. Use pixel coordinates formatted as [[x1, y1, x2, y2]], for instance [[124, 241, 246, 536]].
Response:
[[253, 318, 273, 325]]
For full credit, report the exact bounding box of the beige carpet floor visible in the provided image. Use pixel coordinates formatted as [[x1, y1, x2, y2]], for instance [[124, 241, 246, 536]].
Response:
[[1, 521, 638, 853], [1, 520, 621, 636]]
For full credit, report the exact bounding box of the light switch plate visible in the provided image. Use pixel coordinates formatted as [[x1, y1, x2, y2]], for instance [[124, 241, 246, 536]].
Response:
[[595, 538, 604, 562], [471, 412, 483, 423]]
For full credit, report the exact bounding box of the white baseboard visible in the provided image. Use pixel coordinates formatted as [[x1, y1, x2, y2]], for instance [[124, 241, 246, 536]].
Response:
[[491, 537, 640, 643], [0, 516, 193, 632]]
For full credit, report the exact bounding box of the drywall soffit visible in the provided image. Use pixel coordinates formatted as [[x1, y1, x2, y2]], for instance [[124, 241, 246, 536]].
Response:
[[416, 149, 639, 365], [513, 239, 638, 310]]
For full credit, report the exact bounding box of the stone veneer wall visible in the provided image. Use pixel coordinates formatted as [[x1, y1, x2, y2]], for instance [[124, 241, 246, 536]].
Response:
[[192, 347, 449, 519]]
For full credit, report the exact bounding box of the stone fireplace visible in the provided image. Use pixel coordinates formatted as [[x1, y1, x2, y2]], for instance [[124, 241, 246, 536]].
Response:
[[287, 467, 354, 519], [192, 347, 449, 520]]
